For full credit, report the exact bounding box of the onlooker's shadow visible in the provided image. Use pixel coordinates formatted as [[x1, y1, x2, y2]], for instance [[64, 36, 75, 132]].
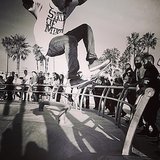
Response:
[[23, 141, 48, 160], [2, 100, 12, 116]]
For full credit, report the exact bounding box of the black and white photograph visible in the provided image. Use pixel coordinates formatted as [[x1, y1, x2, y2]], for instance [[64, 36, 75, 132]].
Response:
[[0, 0, 160, 159]]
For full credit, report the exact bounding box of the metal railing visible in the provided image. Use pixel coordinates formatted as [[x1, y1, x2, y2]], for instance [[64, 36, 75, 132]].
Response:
[[0, 83, 136, 126], [0, 83, 154, 156]]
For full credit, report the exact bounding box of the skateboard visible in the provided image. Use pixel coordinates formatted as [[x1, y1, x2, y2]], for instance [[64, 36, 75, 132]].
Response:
[[62, 59, 111, 110], [77, 59, 111, 89]]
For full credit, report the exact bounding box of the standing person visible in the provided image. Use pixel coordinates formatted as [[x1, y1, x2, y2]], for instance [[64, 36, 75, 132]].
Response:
[[22, 70, 30, 101], [29, 71, 38, 101], [56, 74, 64, 102], [132, 55, 146, 128], [0, 75, 6, 100], [112, 69, 123, 98], [123, 63, 136, 106], [123, 63, 134, 85], [13, 73, 23, 100], [138, 54, 160, 138], [92, 76, 107, 110], [50, 72, 60, 100], [5, 71, 15, 100], [111, 69, 124, 116], [103, 76, 114, 115], [36, 71, 45, 101], [44, 72, 51, 85], [22, 0, 109, 86], [134, 55, 146, 91], [44, 72, 52, 100]]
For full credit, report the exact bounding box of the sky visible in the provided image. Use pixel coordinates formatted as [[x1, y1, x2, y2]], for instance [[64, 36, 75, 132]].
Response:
[[0, 0, 160, 76]]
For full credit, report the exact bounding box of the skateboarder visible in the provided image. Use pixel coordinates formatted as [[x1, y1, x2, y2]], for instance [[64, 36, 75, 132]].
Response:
[[22, 0, 110, 86]]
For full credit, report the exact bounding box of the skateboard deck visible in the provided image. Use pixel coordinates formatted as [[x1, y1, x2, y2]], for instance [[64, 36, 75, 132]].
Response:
[[77, 59, 111, 89]]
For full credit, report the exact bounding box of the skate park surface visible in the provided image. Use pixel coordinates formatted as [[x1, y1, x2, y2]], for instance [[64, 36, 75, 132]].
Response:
[[0, 101, 159, 160]]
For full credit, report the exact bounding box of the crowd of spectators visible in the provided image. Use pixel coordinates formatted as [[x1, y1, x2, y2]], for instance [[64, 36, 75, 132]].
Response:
[[0, 70, 65, 102], [78, 53, 160, 141], [122, 54, 160, 139]]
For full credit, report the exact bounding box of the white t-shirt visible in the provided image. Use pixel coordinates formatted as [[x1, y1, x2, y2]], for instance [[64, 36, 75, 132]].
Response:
[[32, 0, 79, 55], [23, 74, 30, 85]]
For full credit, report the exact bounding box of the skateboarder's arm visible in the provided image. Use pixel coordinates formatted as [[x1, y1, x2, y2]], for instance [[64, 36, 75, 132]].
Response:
[[78, 0, 88, 5], [22, 0, 40, 19], [65, 0, 88, 18]]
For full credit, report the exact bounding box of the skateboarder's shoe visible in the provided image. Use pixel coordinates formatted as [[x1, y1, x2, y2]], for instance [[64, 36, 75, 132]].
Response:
[[89, 59, 110, 72], [69, 78, 87, 87], [77, 80, 94, 89]]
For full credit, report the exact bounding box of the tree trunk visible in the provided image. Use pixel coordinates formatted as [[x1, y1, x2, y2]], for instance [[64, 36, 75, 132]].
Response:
[[147, 46, 149, 54], [36, 60, 39, 72], [40, 61, 44, 72], [45, 57, 49, 74], [6, 53, 9, 75], [17, 56, 20, 75]]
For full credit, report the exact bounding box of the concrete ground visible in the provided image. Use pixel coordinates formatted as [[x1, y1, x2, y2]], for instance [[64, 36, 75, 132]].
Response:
[[0, 101, 159, 160]]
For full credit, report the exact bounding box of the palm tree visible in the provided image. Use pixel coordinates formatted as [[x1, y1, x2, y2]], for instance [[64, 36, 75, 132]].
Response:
[[141, 32, 157, 54], [126, 32, 140, 59], [33, 44, 42, 71], [126, 32, 148, 68], [119, 47, 132, 71], [101, 48, 120, 65], [101, 48, 120, 76], [33, 44, 46, 72], [2, 34, 31, 74]]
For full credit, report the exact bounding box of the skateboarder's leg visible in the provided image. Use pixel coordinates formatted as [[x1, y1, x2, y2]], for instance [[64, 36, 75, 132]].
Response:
[[47, 35, 79, 79], [65, 24, 97, 62], [65, 24, 110, 72], [47, 35, 86, 86]]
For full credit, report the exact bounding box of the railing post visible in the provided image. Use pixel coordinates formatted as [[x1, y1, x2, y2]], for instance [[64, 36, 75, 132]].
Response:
[[79, 87, 87, 111], [122, 88, 155, 155], [116, 88, 129, 127], [100, 87, 111, 117]]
